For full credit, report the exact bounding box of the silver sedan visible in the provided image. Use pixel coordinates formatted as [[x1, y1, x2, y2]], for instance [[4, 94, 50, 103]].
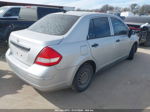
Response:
[[6, 11, 139, 92]]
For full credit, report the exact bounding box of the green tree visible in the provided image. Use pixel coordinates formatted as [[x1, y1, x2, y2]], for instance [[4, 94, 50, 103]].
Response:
[[139, 5, 150, 15], [130, 3, 140, 14], [100, 4, 114, 12], [122, 7, 130, 12]]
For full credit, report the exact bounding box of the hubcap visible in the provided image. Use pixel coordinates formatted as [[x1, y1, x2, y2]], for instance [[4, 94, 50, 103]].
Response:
[[78, 71, 89, 85]]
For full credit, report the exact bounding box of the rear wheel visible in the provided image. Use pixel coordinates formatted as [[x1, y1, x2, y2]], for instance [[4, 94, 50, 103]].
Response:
[[72, 63, 94, 92], [127, 43, 137, 60]]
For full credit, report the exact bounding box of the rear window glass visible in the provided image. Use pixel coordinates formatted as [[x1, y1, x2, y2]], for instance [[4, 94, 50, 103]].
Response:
[[29, 14, 79, 36]]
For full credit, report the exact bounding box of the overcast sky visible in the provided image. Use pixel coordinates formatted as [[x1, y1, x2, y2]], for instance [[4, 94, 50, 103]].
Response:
[[1, 0, 150, 9]]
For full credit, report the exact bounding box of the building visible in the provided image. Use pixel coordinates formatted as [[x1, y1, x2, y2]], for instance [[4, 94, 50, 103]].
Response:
[[0, 1, 74, 11]]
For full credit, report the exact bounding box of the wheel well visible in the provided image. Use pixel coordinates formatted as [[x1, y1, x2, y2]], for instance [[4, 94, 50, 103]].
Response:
[[72, 60, 96, 86], [80, 60, 96, 73], [134, 42, 138, 46]]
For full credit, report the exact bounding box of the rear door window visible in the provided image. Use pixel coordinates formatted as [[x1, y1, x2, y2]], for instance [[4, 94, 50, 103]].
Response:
[[88, 17, 111, 39], [37, 7, 63, 19], [4, 8, 20, 17], [88, 20, 95, 39]]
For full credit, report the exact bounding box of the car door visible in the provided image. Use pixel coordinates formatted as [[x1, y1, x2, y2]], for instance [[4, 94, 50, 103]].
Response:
[[87, 17, 116, 70], [110, 17, 131, 59]]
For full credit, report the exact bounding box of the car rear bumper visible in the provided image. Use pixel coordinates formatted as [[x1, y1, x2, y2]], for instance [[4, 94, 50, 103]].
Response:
[[6, 49, 77, 91]]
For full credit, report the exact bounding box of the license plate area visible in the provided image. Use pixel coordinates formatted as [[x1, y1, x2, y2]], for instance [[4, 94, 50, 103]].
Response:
[[11, 44, 29, 61]]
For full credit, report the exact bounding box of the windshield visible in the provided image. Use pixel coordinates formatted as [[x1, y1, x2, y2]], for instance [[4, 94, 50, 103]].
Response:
[[0, 7, 7, 15], [29, 14, 79, 36]]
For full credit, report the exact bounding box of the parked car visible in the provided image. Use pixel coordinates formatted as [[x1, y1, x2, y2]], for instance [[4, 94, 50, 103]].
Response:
[[6, 11, 139, 92], [0, 6, 67, 42], [124, 16, 150, 46]]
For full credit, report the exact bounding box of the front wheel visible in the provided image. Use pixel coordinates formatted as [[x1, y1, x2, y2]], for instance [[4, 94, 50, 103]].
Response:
[[127, 43, 137, 60], [72, 63, 94, 92]]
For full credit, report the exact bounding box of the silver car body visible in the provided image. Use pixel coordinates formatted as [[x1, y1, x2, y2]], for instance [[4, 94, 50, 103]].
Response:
[[6, 11, 139, 91]]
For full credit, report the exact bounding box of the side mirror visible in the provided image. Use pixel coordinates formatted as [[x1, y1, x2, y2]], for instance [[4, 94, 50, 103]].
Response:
[[128, 29, 133, 38]]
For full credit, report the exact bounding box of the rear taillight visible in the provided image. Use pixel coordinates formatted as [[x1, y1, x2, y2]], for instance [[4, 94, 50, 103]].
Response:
[[35, 47, 62, 66], [129, 26, 141, 31]]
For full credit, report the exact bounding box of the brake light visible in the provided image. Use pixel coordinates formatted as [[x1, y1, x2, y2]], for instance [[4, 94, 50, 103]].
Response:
[[129, 26, 141, 31], [35, 47, 62, 66], [25, 6, 32, 8]]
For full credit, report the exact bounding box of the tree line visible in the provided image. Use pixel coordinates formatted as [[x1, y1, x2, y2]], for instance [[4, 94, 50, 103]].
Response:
[[77, 4, 150, 15]]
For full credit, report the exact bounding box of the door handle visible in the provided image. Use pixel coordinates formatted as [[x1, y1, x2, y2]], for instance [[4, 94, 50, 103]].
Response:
[[116, 39, 120, 42], [92, 43, 99, 47]]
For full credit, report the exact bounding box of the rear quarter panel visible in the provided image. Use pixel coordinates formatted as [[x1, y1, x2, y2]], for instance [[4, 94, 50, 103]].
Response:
[[51, 41, 95, 70], [51, 41, 96, 86]]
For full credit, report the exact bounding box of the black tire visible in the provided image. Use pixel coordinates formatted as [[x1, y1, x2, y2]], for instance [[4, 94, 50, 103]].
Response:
[[127, 44, 137, 60], [72, 63, 94, 92]]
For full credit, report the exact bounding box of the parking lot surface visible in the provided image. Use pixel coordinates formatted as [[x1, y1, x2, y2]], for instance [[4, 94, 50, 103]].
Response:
[[1, 47, 150, 109]]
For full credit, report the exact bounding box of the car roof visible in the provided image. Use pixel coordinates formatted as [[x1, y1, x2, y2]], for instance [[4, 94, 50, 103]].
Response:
[[65, 11, 100, 16], [2, 6, 23, 8], [56, 11, 115, 17], [1, 6, 38, 9]]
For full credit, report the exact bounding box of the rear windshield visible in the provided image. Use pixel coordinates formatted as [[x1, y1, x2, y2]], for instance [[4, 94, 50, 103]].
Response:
[[29, 14, 79, 36]]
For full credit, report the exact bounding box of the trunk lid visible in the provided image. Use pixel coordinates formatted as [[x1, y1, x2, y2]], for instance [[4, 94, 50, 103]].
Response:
[[9, 29, 63, 66]]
